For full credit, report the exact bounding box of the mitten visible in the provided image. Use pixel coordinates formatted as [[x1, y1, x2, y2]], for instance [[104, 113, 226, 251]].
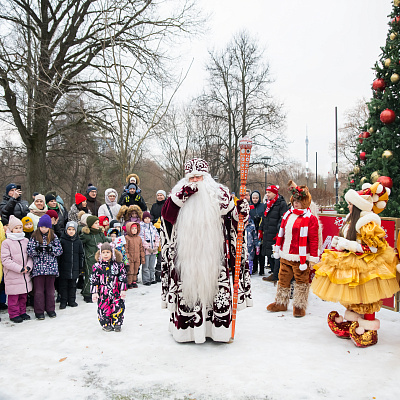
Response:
[[121, 291, 127, 300], [236, 199, 250, 216], [331, 236, 339, 248], [92, 293, 99, 302], [175, 183, 198, 203]]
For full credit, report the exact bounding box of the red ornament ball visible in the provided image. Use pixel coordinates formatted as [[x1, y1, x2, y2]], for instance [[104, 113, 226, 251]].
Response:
[[350, 179, 355, 184], [360, 151, 366, 161], [358, 133, 363, 143], [377, 176, 393, 189], [363, 131, 370, 138], [380, 109, 396, 124], [372, 78, 386, 91], [392, 16, 400, 24]]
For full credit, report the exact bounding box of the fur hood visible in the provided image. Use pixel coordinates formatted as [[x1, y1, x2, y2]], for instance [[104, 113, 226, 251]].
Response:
[[126, 221, 141, 236], [105, 188, 118, 206], [94, 249, 123, 263], [116, 204, 143, 221], [126, 173, 140, 186], [81, 226, 105, 235]]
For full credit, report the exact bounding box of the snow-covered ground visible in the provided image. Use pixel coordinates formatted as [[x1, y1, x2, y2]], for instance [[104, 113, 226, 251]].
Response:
[[1, 275, 399, 400]]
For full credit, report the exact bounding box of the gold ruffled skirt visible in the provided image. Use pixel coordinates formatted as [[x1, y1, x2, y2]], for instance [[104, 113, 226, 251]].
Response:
[[311, 247, 399, 306]]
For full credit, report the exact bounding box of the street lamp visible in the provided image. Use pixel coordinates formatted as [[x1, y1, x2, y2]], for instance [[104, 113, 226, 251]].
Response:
[[261, 156, 271, 193]]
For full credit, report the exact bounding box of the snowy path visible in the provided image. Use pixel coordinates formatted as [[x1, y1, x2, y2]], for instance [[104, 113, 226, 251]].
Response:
[[1, 275, 399, 400]]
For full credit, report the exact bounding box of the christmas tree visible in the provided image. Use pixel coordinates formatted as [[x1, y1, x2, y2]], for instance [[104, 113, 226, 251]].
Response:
[[341, 0, 400, 217]]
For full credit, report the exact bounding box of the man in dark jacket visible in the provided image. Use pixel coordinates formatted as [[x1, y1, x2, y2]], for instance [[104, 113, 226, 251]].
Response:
[[249, 190, 266, 275], [258, 185, 288, 282], [118, 183, 147, 211], [0, 183, 29, 222]]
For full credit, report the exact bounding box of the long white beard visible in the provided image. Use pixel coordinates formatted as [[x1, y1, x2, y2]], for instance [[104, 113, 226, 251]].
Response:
[[175, 177, 225, 307]]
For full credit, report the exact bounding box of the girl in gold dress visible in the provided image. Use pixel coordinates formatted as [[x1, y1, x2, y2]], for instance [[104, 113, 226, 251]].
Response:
[[311, 183, 399, 347]]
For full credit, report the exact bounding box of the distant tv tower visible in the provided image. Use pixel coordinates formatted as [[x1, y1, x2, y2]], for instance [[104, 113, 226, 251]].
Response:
[[305, 126, 309, 186]]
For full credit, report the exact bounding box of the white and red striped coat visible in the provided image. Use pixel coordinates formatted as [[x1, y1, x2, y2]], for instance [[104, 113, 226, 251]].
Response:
[[273, 213, 320, 263]]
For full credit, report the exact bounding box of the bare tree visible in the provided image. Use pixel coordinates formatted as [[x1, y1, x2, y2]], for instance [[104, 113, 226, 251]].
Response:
[[0, 0, 199, 194], [196, 30, 286, 193]]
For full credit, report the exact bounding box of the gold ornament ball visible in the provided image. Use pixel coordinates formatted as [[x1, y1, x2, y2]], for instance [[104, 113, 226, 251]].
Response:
[[382, 150, 394, 159], [353, 165, 360, 174], [390, 32, 397, 40], [360, 177, 368, 184], [368, 127, 375, 133], [395, 0, 400, 6], [384, 58, 392, 67], [391, 73, 400, 83], [371, 171, 381, 183]]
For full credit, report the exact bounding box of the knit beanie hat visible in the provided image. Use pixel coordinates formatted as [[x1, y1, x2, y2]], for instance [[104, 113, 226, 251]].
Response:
[[100, 242, 112, 253], [75, 193, 87, 205], [79, 212, 91, 226], [87, 215, 99, 228], [142, 211, 152, 221], [99, 216, 109, 227], [127, 183, 137, 191], [109, 219, 121, 229], [45, 193, 57, 204], [86, 183, 97, 194], [8, 215, 23, 232], [21, 216, 34, 232], [156, 190, 166, 198], [266, 185, 279, 195], [5, 183, 17, 194], [38, 214, 52, 229], [108, 228, 120, 237], [46, 210, 58, 220], [34, 194, 46, 203], [65, 221, 78, 233]]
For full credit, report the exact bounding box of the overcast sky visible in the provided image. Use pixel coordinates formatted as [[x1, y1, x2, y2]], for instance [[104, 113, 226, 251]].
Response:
[[175, 0, 393, 177]]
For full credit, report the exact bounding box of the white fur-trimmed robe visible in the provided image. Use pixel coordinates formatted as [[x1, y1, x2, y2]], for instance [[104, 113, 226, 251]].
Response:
[[160, 186, 253, 343]]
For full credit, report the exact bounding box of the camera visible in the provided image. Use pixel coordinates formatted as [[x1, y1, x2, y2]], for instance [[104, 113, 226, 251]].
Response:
[[16, 185, 21, 190]]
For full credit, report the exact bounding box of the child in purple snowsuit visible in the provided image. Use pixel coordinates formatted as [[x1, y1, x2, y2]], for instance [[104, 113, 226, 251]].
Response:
[[90, 242, 127, 332], [1, 215, 33, 323]]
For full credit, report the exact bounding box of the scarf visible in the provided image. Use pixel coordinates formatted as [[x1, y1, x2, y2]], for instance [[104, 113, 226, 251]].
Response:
[[275, 207, 312, 268], [6, 232, 26, 241], [264, 194, 279, 217]]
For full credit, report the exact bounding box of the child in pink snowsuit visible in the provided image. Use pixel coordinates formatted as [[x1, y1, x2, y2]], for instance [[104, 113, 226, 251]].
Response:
[[1, 215, 33, 323]]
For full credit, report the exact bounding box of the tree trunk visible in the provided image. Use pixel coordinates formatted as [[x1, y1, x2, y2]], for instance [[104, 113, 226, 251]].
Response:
[[26, 138, 48, 196]]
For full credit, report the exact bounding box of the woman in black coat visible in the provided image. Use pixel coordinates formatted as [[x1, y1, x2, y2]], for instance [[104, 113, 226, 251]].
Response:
[[249, 190, 266, 275], [58, 221, 84, 308], [259, 187, 288, 281]]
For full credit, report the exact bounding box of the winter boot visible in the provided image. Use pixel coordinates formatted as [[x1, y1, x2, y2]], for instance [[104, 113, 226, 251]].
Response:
[[20, 313, 31, 320], [327, 310, 357, 339], [114, 325, 122, 332], [10, 316, 23, 323], [349, 313, 379, 348], [267, 285, 290, 312], [60, 302, 67, 310], [292, 282, 310, 318], [102, 325, 113, 332]]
